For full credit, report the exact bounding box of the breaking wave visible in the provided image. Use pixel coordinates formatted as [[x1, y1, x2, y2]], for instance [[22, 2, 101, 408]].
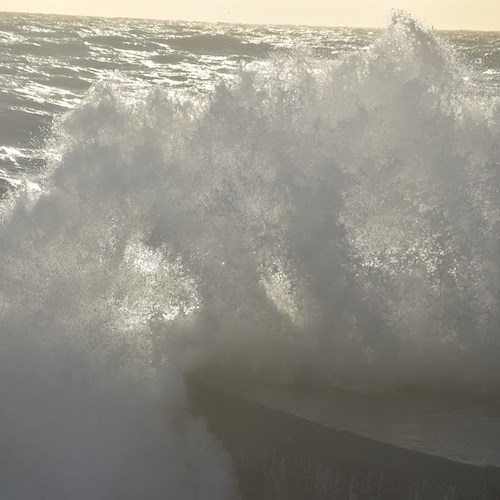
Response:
[[0, 11, 499, 498]]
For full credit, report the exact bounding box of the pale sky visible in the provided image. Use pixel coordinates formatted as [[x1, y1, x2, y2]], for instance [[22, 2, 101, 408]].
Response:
[[0, 0, 499, 31]]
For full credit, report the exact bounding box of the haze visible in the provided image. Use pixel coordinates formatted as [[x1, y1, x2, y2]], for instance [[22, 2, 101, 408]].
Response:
[[1, 0, 499, 31]]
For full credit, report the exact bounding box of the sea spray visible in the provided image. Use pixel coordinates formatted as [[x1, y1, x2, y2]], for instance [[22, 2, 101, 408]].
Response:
[[0, 11, 499, 498], [142, 12, 500, 391], [0, 82, 237, 500]]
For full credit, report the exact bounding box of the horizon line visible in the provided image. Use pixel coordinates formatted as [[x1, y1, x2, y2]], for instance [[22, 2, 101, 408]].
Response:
[[1, 8, 500, 33]]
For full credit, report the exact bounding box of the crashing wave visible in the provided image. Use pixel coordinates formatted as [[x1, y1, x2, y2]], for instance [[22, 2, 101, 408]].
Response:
[[0, 12, 499, 498]]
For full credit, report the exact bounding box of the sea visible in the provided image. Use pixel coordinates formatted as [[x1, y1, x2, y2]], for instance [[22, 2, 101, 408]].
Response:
[[0, 9, 499, 499]]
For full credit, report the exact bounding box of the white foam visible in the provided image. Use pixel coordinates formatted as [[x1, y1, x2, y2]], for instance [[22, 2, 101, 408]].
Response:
[[0, 12, 499, 497]]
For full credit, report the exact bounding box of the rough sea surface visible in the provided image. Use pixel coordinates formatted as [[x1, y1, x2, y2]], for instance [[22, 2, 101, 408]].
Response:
[[1, 12, 500, 194], [0, 10, 499, 499]]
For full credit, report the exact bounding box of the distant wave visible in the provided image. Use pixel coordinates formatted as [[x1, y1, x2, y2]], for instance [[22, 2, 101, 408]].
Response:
[[166, 33, 272, 56], [85, 34, 161, 52], [6, 40, 90, 57]]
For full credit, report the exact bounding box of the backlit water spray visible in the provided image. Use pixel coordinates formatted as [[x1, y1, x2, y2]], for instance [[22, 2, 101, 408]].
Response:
[[0, 12, 499, 498]]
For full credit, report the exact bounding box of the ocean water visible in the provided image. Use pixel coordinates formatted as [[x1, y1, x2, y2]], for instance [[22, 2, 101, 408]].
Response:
[[0, 10, 500, 499]]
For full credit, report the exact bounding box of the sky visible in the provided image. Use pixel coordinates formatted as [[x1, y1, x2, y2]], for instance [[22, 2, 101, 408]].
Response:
[[0, 0, 499, 31]]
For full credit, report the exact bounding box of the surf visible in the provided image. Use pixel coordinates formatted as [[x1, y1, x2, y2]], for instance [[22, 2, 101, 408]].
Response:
[[0, 11, 499, 498]]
